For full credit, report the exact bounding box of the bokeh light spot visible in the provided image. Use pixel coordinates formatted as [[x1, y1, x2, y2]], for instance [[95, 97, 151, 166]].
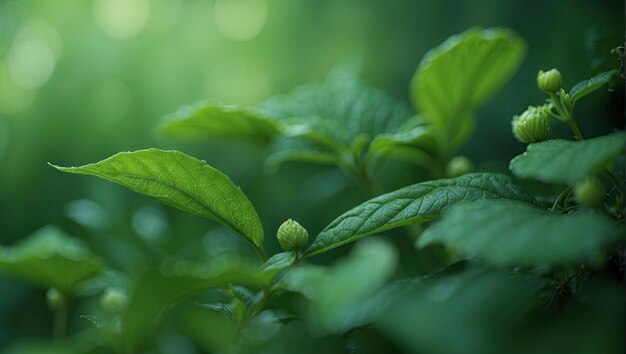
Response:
[[94, 0, 150, 39], [214, 0, 267, 41]]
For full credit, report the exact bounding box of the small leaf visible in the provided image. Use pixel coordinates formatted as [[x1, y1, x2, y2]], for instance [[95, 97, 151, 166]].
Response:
[[124, 256, 269, 351], [412, 27, 526, 148], [0, 226, 103, 294], [510, 132, 625, 183], [285, 238, 397, 333], [159, 100, 279, 143], [569, 70, 619, 103], [265, 137, 342, 172], [419, 199, 622, 266], [51, 149, 264, 250], [261, 251, 296, 276], [305, 173, 534, 256], [368, 124, 440, 166]]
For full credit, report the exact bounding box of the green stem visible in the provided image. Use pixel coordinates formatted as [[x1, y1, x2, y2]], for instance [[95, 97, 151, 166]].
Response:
[[53, 301, 69, 340], [551, 186, 574, 212], [603, 168, 625, 193], [549, 93, 583, 140], [565, 118, 583, 141]]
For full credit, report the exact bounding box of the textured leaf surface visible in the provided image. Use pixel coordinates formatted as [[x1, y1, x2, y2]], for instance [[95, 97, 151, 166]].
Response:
[[419, 199, 622, 266], [52, 149, 264, 249], [159, 101, 278, 143], [0, 226, 103, 293], [286, 239, 397, 333], [510, 133, 625, 183], [411, 28, 526, 147], [305, 173, 534, 256], [569, 70, 619, 103], [260, 69, 412, 145]]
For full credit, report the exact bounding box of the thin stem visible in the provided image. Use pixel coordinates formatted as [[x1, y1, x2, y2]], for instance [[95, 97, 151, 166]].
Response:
[[603, 168, 625, 193], [565, 118, 583, 141], [551, 186, 573, 212], [53, 300, 69, 339]]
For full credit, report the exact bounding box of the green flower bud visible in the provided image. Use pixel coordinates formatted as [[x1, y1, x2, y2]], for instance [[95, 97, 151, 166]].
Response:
[[46, 288, 66, 310], [277, 219, 308, 251], [512, 106, 550, 144], [574, 177, 605, 208], [446, 155, 474, 178], [537, 68, 562, 93], [100, 288, 128, 314]]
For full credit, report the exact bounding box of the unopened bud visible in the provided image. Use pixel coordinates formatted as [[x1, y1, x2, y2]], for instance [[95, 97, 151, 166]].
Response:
[[277, 219, 308, 251], [537, 69, 562, 93], [512, 106, 550, 144]]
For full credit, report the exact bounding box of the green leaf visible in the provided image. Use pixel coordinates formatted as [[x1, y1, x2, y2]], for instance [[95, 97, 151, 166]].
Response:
[[159, 100, 279, 143], [305, 173, 534, 256], [376, 268, 546, 354], [510, 132, 625, 183], [368, 125, 440, 166], [569, 70, 619, 103], [285, 238, 397, 333], [124, 257, 269, 351], [265, 137, 342, 172], [260, 70, 412, 144], [51, 149, 264, 250], [261, 251, 296, 276], [411, 27, 526, 148], [0, 226, 103, 294], [418, 199, 622, 266]]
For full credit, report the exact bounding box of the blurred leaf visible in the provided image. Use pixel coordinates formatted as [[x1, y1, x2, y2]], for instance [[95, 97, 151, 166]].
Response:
[[51, 149, 265, 251], [260, 68, 412, 144], [305, 173, 534, 256], [259, 67, 412, 170], [376, 268, 546, 354], [4, 330, 102, 354], [510, 280, 624, 354], [368, 124, 440, 166], [286, 239, 397, 333], [261, 252, 296, 277], [418, 199, 622, 266], [124, 256, 270, 351], [569, 70, 619, 103], [411, 27, 526, 149], [0, 226, 103, 294], [265, 137, 342, 172], [159, 100, 279, 143], [510, 133, 625, 183]]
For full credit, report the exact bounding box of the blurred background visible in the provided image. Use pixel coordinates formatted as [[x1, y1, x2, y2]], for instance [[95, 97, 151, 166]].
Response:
[[0, 0, 623, 348]]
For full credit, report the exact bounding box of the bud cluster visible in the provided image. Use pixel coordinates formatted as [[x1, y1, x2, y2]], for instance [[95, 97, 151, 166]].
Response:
[[511, 106, 550, 144]]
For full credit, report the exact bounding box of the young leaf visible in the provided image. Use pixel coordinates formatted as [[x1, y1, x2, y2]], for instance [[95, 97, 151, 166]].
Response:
[[411, 28, 526, 148], [367, 125, 440, 166], [159, 100, 279, 143], [569, 70, 619, 103], [261, 251, 296, 276], [305, 173, 534, 256], [510, 132, 625, 183], [51, 149, 264, 250], [418, 199, 622, 266], [285, 238, 397, 333], [124, 257, 269, 351], [0, 226, 104, 294]]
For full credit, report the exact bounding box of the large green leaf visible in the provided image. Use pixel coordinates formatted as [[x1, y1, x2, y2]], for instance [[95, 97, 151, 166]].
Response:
[[285, 238, 397, 333], [569, 70, 619, 103], [158, 100, 279, 143], [411, 28, 526, 148], [376, 269, 546, 354], [418, 199, 622, 266], [305, 173, 534, 256], [124, 257, 269, 351], [51, 149, 264, 250], [260, 70, 412, 144], [509, 132, 625, 183], [0, 226, 103, 294]]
